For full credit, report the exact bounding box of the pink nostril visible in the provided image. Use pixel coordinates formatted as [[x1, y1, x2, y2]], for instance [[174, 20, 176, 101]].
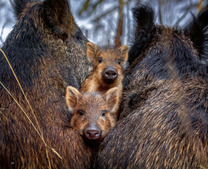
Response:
[[105, 71, 117, 77], [103, 67, 118, 81], [85, 130, 101, 140]]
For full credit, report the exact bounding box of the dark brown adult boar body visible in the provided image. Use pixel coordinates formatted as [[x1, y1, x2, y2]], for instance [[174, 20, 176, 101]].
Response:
[[95, 5, 208, 169], [0, 0, 92, 168]]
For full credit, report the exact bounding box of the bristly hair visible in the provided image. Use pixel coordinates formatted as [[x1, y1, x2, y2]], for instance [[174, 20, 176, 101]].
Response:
[[128, 4, 155, 65], [10, 0, 35, 19], [184, 5, 208, 65]]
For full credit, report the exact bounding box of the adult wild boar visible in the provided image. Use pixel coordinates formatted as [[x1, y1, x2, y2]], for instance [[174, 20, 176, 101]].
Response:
[[95, 5, 208, 169], [0, 0, 92, 168]]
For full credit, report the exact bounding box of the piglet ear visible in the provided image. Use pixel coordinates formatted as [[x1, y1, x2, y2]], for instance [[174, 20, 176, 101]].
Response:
[[104, 87, 119, 113], [86, 42, 100, 63], [66, 86, 82, 112], [119, 45, 129, 62]]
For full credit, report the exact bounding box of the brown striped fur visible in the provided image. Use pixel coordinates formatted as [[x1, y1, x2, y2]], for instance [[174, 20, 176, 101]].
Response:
[[66, 86, 119, 142], [81, 42, 128, 118]]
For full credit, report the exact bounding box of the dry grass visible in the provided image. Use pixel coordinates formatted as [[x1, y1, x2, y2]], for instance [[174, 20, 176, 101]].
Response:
[[0, 48, 62, 168]]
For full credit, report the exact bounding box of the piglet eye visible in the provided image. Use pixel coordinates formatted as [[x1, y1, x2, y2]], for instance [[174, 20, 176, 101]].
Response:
[[117, 60, 122, 65], [98, 57, 102, 63], [101, 110, 107, 117], [77, 110, 84, 116]]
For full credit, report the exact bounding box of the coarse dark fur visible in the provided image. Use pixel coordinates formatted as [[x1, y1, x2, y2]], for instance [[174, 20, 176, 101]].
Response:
[[184, 5, 208, 64], [95, 5, 208, 169], [0, 0, 92, 168], [128, 4, 155, 65]]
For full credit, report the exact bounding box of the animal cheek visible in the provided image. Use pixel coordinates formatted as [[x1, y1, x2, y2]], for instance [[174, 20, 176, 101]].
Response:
[[95, 64, 104, 76], [94, 71, 102, 81], [98, 63, 106, 72], [72, 117, 88, 136], [107, 113, 116, 128], [115, 66, 123, 74], [97, 117, 111, 139]]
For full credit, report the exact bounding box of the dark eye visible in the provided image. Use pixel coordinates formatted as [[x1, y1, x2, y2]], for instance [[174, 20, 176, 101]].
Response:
[[77, 110, 84, 116], [74, 30, 83, 41], [117, 60, 122, 65], [98, 57, 102, 63], [101, 110, 107, 117]]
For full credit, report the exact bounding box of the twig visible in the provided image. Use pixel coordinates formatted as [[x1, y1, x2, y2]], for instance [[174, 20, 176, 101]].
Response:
[[0, 49, 62, 168], [174, 3, 198, 26]]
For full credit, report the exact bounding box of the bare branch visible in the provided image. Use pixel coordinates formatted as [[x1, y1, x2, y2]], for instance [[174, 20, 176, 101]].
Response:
[[198, 0, 203, 12], [78, 0, 90, 16], [158, 0, 163, 25], [92, 6, 118, 23], [174, 3, 198, 27], [115, 0, 124, 48], [79, 0, 105, 16]]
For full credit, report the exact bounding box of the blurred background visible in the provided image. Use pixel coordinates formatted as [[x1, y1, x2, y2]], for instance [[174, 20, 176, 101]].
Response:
[[0, 0, 207, 48]]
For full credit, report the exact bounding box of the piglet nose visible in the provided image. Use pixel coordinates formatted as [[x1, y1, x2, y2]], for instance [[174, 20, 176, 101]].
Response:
[[102, 66, 118, 81], [84, 130, 101, 140]]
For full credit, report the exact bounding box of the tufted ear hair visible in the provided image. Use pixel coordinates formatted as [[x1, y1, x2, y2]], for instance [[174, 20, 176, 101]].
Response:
[[10, 0, 33, 19], [103, 87, 119, 114], [86, 42, 100, 63], [129, 4, 155, 65], [184, 5, 208, 64], [66, 86, 82, 112], [43, 0, 75, 39]]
